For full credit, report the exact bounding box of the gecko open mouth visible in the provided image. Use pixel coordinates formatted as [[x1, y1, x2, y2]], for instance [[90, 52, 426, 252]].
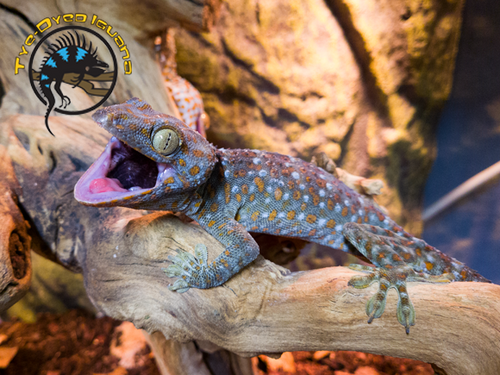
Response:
[[74, 136, 175, 204]]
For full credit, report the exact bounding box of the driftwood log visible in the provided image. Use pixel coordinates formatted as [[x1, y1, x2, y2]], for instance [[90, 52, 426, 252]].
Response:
[[0, 1, 499, 375]]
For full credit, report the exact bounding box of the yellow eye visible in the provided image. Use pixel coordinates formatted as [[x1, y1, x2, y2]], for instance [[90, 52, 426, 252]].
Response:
[[152, 128, 180, 155]]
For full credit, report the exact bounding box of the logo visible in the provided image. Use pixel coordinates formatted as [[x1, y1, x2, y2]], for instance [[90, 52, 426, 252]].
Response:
[[14, 15, 133, 136]]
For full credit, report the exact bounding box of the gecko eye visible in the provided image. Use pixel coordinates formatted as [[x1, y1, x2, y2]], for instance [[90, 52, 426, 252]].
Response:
[[152, 128, 181, 155], [85, 66, 90, 72]]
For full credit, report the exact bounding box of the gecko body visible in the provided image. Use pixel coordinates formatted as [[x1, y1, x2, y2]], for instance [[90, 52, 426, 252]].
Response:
[[74, 98, 489, 333]]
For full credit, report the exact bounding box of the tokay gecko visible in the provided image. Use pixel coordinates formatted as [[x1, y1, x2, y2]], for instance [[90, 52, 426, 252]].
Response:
[[74, 98, 490, 334]]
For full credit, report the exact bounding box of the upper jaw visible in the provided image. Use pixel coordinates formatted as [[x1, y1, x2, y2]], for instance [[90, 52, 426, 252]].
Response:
[[74, 136, 175, 206]]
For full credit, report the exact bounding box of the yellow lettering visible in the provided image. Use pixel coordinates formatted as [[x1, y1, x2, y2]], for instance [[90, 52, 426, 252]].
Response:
[[63, 14, 74, 22], [18, 45, 28, 55], [36, 18, 51, 33], [91, 14, 97, 24], [14, 57, 25, 74], [106, 25, 117, 37], [124, 60, 132, 75], [96, 19, 107, 30], [25, 35, 35, 46], [120, 45, 130, 59], [75, 13, 87, 22], [114, 35, 124, 48], [51, 15, 61, 24]]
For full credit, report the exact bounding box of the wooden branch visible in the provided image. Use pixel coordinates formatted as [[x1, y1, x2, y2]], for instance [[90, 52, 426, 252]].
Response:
[[0, 146, 32, 311], [1, 115, 498, 375]]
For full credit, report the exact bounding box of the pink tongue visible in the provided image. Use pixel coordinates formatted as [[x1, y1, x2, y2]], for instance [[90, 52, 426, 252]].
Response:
[[89, 178, 126, 194]]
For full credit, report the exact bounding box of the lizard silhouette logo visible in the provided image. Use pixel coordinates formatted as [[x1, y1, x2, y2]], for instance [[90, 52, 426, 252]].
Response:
[[29, 26, 117, 136]]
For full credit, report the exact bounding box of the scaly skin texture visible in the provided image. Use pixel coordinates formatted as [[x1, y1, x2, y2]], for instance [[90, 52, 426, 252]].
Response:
[[75, 98, 490, 333]]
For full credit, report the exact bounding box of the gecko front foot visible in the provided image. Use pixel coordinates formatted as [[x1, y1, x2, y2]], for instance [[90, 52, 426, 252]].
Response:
[[348, 264, 452, 334], [163, 244, 209, 293]]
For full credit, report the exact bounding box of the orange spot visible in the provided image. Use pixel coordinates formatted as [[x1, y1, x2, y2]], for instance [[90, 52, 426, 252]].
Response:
[[179, 159, 186, 167], [249, 194, 255, 202], [190, 166, 200, 175], [218, 223, 227, 229], [275, 188, 283, 201], [425, 262, 434, 271], [306, 214, 317, 224], [313, 195, 320, 206], [326, 219, 336, 228], [342, 207, 348, 217], [357, 217, 362, 224], [287, 211, 296, 220], [225, 183, 231, 204], [308, 229, 316, 236], [269, 210, 277, 221], [327, 199, 334, 210], [224, 250, 230, 256], [254, 177, 265, 193], [192, 150, 204, 157], [166, 177, 175, 184], [288, 181, 295, 189], [251, 211, 260, 221], [236, 193, 242, 202], [210, 203, 218, 212], [301, 202, 307, 211], [460, 269, 468, 279], [242, 184, 249, 194], [293, 191, 301, 200], [208, 220, 216, 227]]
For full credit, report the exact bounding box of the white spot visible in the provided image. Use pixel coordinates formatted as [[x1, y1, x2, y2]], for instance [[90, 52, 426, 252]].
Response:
[[383, 218, 390, 225], [292, 172, 300, 179], [303, 195, 309, 202], [344, 199, 351, 206], [319, 174, 325, 179], [285, 162, 290, 167], [113, 254, 117, 258], [319, 202, 325, 208], [278, 181, 285, 186], [326, 183, 333, 190], [335, 204, 341, 212], [265, 197, 271, 204], [358, 197, 365, 205], [224, 170, 230, 177], [319, 189, 325, 197], [259, 170, 267, 177], [262, 212, 269, 219], [283, 193, 290, 200], [248, 171, 254, 176], [249, 185, 256, 193], [253, 158, 261, 164], [298, 213, 305, 220], [232, 186, 239, 193], [335, 224, 343, 232], [358, 209, 364, 216], [318, 218, 326, 226], [351, 215, 357, 222], [278, 212, 286, 218], [299, 184, 306, 190]]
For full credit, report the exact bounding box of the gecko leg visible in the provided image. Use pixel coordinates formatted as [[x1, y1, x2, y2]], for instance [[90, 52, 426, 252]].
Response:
[[164, 218, 260, 292], [343, 222, 452, 333]]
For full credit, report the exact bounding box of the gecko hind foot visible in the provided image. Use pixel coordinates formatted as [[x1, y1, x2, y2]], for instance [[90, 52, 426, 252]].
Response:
[[348, 264, 453, 334], [163, 244, 209, 293], [348, 264, 416, 334]]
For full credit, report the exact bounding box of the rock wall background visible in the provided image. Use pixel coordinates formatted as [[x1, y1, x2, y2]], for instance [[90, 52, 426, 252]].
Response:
[[175, 0, 465, 233]]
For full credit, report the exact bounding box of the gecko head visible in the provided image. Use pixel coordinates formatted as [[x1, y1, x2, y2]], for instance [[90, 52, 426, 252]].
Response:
[[74, 97, 217, 208]]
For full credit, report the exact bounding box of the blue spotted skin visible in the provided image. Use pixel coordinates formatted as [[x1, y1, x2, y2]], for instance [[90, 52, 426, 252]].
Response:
[[80, 98, 490, 333]]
